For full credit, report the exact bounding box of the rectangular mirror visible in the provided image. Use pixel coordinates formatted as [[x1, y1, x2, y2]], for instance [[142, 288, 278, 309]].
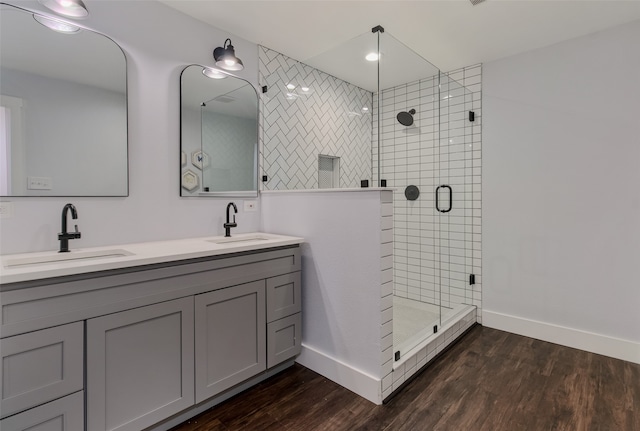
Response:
[[180, 65, 258, 197], [0, 4, 128, 197]]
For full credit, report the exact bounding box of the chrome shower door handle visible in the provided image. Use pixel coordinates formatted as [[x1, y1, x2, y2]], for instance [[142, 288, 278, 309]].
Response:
[[435, 185, 452, 213]]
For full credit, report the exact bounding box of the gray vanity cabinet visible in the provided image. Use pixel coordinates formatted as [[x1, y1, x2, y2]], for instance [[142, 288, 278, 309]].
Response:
[[86, 297, 195, 431], [0, 245, 301, 431], [194, 280, 266, 403]]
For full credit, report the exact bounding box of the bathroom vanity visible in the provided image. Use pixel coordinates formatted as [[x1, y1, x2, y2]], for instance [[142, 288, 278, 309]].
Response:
[[0, 233, 303, 431]]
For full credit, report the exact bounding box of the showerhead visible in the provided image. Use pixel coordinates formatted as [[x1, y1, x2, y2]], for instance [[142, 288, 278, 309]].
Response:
[[397, 109, 416, 126]]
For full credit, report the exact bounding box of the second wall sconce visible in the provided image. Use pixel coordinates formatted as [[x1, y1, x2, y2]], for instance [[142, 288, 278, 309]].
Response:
[[213, 38, 244, 71]]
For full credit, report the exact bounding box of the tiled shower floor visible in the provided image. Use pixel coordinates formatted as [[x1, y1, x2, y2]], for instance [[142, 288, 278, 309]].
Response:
[[393, 296, 449, 349]]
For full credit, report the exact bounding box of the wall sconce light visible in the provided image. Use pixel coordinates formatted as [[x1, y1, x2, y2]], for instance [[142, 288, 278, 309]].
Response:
[[213, 38, 244, 71], [38, 0, 89, 18]]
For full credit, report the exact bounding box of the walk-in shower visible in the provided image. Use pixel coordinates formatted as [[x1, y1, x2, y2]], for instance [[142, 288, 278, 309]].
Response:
[[367, 26, 478, 367], [261, 24, 480, 395]]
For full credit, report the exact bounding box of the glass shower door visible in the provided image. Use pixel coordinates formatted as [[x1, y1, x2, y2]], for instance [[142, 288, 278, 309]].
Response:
[[437, 72, 475, 326]]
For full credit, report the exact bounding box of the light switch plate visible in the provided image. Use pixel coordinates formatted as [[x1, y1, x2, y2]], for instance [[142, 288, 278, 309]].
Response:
[[0, 201, 14, 218], [27, 176, 52, 190], [244, 200, 257, 212]]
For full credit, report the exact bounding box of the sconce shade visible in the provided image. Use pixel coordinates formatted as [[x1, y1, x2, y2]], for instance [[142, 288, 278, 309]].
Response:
[[213, 39, 244, 71], [38, 0, 89, 18], [202, 67, 227, 79], [33, 14, 81, 33]]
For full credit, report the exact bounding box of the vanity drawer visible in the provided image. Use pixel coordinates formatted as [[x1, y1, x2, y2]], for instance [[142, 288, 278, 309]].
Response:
[[1, 322, 83, 418], [266, 272, 301, 323], [267, 313, 301, 368], [0, 391, 84, 431]]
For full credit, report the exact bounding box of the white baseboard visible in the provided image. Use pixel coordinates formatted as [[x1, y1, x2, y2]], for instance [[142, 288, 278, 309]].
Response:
[[296, 344, 382, 405], [483, 310, 640, 364]]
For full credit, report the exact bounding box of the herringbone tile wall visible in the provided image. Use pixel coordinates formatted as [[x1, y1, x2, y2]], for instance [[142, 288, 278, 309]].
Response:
[[259, 46, 372, 190]]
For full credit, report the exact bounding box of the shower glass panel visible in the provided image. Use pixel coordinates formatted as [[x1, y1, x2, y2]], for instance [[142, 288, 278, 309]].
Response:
[[374, 31, 446, 359]]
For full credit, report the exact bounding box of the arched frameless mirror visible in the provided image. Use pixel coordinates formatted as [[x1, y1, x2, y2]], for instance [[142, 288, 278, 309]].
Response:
[[0, 3, 128, 197], [180, 65, 258, 197]]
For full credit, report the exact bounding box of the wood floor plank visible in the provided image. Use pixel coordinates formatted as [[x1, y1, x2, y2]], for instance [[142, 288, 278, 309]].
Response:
[[170, 326, 640, 431]]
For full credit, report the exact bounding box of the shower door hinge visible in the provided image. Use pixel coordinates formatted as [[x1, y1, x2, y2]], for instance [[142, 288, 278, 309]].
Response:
[[433, 325, 438, 334], [262, 85, 268, 93], [394, 351, 400, 361], [469, 111, 475, 122], [469, 274, 476, 285]]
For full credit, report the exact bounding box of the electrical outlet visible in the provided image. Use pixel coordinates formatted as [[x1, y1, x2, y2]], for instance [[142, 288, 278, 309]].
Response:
[[0, 201, 14, 219], [27, 176, 52, 190], [244, 200, 257, 212]]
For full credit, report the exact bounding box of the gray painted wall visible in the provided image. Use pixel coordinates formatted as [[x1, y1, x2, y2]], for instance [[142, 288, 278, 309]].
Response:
[[483, 19, 640, 358]]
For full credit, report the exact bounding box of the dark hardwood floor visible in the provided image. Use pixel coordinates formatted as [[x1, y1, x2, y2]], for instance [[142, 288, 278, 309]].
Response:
[[171, 326, 640, 431]]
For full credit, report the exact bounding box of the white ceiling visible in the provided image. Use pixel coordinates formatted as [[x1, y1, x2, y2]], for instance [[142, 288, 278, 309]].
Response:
[[160, 0, 640, 74]]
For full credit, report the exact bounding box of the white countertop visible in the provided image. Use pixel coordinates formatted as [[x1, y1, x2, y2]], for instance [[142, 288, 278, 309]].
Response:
[[0, 232, 304, 285]]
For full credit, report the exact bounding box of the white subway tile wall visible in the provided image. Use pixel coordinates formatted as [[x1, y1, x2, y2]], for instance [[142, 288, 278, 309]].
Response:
[[258, 46, 372, 190], [373, 65, 482, 322]]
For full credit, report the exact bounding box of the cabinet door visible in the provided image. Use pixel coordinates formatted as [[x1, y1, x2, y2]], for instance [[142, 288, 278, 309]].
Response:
[[0, 391, 84, 431], [267, 313, 302, 368], [1, 322, 83, 418], [195, 281, 266, 403], [86, 298, 194, 431]]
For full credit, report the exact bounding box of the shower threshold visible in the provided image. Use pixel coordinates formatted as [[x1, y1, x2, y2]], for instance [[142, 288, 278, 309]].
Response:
[[393, 303, 476, 370]]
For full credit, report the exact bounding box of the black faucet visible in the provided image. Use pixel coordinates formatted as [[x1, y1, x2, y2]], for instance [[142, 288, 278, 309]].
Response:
[[58, 203, 81, 253], [224, 202, 238, 237]]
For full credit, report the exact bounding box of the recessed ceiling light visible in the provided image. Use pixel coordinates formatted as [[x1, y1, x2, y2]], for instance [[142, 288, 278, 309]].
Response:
[[38, 0, 89, 18], [33, 14, 80, 33], [365, 52, 379, 62], [286, 83, 296, 90], [202, 67, 227, 79]]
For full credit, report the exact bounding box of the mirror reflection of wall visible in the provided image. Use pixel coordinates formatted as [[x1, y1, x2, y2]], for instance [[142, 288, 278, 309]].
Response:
[[0, 4, 128, 197], [180, 65, 258, 197]]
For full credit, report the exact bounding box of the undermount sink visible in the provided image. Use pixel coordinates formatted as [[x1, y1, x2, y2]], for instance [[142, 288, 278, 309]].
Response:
[[208, 235, 271, 245], [3, 249, 134, 268]]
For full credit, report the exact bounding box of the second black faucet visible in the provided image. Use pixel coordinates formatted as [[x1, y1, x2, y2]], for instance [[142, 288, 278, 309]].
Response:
[[59, 203, 81, 252], [224, 202, 238, 237]]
